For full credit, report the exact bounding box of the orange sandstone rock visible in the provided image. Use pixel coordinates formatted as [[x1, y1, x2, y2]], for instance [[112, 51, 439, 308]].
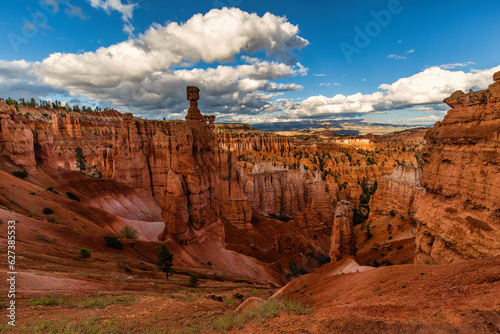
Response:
[[414, 71, 500, 264], [329, 200, 356, 261]]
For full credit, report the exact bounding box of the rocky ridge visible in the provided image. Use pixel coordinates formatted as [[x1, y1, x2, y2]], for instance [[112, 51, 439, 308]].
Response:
[[414, 72, 500, 264]]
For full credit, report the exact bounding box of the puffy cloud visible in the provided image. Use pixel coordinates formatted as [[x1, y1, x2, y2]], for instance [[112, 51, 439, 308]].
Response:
[[378, 65, 499, 106], [406, 48, 415, 54], [37, 8, 308, 89], [90, 61, 303, 117], [0, 60, 67, 99], [276, 65, 500, 121], [26, 8, 307, 117]]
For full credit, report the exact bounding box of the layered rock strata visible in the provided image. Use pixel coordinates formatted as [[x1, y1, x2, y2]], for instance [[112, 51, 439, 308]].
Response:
[[369, 166, 424, 217], [414, 72, 500, 264], [329, 200, 356, 261]]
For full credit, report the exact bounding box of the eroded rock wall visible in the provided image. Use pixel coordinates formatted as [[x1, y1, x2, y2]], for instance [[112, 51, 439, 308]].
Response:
[[329, 200, 356, 261], [414, 72, 500, 264]]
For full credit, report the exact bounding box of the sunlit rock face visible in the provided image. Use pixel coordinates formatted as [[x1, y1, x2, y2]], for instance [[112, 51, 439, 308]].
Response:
[[414, 72, 500, 264], [329, 200, 356, 261]]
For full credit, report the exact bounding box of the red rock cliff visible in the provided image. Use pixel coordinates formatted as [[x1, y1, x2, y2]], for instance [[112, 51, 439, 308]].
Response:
[[414, 72, 500, 264]]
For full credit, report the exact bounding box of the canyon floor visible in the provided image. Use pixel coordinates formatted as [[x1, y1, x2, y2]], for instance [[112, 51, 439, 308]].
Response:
[[3, 256, 500, 333]]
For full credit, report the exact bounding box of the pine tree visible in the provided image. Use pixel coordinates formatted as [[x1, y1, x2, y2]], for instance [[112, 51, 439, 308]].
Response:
[[189, 273, 199, 286], [74, 146, 87, 172], [156, 244, 174, 278]]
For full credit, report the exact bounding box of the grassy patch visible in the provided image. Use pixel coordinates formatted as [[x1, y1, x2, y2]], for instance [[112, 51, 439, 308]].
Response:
[[35, 233, 52, 242], [20, 317, 163, 333], [175, 294, 200, 302], [78, 295, 135, 309], [222, 296, 237, 307], [26, 294, 67, 307], [211, 298, 313, 331]]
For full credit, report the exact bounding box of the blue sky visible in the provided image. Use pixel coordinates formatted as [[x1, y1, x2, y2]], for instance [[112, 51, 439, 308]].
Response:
[[0, 0, 499, 125]]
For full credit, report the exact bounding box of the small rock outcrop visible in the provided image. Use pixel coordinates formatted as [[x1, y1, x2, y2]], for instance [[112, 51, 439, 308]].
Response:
[[414, 71, 500, 264], [0, 103, 36, 173], [329, 200, 356, 261]]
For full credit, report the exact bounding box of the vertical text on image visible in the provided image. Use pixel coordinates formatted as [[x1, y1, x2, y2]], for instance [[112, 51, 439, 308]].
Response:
[[7, 220, 17, 327]]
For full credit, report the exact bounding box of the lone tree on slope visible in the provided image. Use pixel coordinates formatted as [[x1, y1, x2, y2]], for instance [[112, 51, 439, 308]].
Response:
[[75, 146, 87, 172], [156, 244, 174, 279]]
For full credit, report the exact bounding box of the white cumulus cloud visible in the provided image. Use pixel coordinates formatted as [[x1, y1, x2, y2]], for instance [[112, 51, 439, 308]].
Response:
[[37, 8, 308, 89], [88, 0, 137, 35], [275, 65, 500, 120], [8, 9, 308, 118]]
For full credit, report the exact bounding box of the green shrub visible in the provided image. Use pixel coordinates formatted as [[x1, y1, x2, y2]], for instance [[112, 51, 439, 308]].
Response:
[[78, 248, 91, 260], [66, 192, 80, 202], [46, 186, 59, 194], [120, 225, 138, 239], [42, 207, 54, 215], [13, 169, 28, 179], [47, 214, 58, 223], [104, 236, 123, 250], [189, 273, 199, 286]]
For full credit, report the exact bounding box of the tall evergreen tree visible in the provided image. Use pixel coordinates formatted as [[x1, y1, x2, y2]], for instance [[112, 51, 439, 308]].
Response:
[[74, 146, 87, 172], [156, 244, 174, 279]]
